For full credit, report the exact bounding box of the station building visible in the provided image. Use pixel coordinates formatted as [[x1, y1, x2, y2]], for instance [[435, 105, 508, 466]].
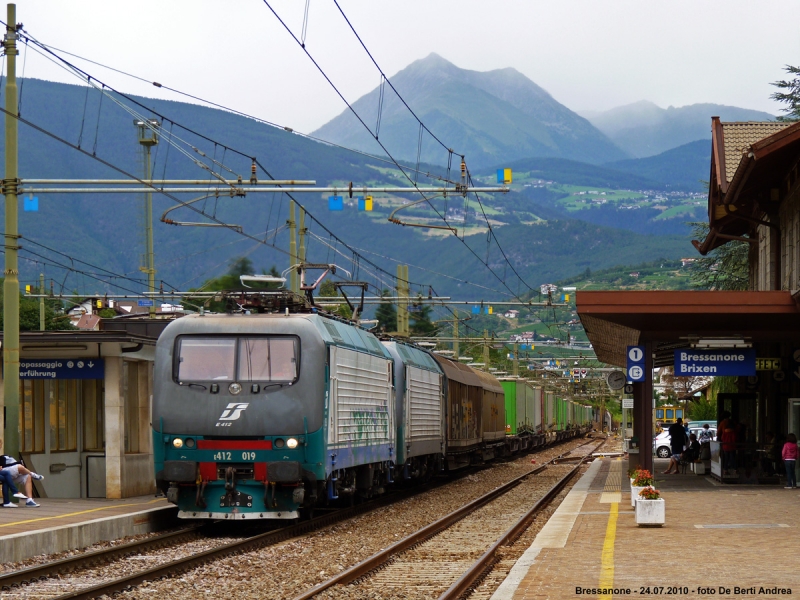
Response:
[[577, 118, 800, 478], [0, 319, 170, 499]]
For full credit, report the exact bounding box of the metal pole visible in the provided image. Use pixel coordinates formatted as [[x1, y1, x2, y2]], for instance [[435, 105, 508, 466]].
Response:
[[402, 265, 409, 336], [453, 315, 459, 359], [288, 201, 297, 294], [145, 145, 155, 317], [298, 206, 306, 267], [513, 341, 519, 377], [2, 3, 19, 458], [483, 330, 490, 372], [396, 265, 408, 337], [20, 186, 509, 194], [39, 273, 44, 331]]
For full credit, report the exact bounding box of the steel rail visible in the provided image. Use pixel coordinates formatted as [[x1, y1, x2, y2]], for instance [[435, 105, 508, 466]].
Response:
[[0, 523, 200, 590], [439, 439, 606, 600], [289, 438, 594, 600], [31, 433, 589, 600], [44, 487, 437, 600]]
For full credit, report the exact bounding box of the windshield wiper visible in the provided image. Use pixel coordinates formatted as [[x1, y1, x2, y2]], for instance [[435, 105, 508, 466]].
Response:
[[180, 382, 208, 390]]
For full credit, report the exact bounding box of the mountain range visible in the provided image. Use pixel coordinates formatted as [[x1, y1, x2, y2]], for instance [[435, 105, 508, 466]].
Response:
[[582, 100, 775, 158], [314, 53, 627, 169], [0, 78, 698, 300]]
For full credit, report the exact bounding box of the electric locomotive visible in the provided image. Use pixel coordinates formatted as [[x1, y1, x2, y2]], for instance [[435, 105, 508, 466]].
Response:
[[153, 311, 397, 520], [153, 303, 592, 520]]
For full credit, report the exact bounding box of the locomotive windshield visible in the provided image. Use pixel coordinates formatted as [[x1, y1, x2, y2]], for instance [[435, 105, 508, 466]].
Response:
[[175, 336, 298, 383]]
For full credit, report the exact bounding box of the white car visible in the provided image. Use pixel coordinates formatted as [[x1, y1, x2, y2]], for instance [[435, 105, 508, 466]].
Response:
[[654, 427, 716, 458]]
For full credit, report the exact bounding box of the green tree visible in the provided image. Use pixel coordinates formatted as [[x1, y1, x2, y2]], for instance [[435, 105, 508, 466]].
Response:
[[0, 281, 75, 330], [374, 289, 397, 332], [687, 222, 749, 290], [409, 301, 436, 336], [318, 280, 352, 319], [771, 65, 800, 122], [183, 256, 281, 313], [687, 396, 717, 420]]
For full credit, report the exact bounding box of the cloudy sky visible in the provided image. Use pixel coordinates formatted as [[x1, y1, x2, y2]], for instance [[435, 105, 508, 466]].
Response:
[[13, 0, 800, 133]]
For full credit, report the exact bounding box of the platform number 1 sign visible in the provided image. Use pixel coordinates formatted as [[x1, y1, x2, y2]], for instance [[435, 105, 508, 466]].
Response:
[[627, 345, 646, 382]]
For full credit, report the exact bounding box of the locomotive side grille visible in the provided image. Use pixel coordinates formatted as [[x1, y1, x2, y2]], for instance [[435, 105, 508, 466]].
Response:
[[217, 463, 255, 480]]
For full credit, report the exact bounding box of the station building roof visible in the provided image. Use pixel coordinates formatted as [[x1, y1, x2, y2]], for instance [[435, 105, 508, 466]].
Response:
[[576, 290, 800, 367], [695, 118, 800, 254]]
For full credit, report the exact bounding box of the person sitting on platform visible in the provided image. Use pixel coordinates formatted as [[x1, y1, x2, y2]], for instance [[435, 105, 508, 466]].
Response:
[[682, 433, 700, 463], [0, 468, 28, 508], [0, 455, 43, 507], [664, 417, 687, 474]]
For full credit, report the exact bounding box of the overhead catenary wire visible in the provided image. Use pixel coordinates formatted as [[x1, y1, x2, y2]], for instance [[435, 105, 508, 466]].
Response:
[[29, 38, 443, 182], [19, 22, 521, 305], [12, 26, 435, 295], [258, 2, 535, 301], [329, 0, 537, 293]]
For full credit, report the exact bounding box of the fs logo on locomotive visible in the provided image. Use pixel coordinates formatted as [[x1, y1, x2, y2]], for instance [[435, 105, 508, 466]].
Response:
[[216, 403, 249, 426]]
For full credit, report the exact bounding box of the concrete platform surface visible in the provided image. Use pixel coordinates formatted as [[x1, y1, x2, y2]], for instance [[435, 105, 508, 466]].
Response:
[[0, 495, 176, 562], [492, 457, 800, 600]]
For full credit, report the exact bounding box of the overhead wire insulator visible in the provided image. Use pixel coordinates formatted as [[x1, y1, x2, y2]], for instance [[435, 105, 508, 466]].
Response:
[[250, 161, 258, 184]]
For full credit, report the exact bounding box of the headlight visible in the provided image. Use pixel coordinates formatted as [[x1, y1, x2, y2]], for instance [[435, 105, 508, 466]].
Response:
[[286, 438, 299, 449], [172, 438, 184, 448], [274, 438, 285, 449], [185, 438, 195, 448], [229, 382, 242, 395]]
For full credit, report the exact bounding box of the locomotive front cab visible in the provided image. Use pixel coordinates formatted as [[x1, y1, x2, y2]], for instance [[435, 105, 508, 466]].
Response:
[[153, 316, 327, 520]]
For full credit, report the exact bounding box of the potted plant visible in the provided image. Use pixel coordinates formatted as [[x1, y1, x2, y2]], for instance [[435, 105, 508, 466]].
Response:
[[636, 486, 665, 526], [630, 469, 653, 507]]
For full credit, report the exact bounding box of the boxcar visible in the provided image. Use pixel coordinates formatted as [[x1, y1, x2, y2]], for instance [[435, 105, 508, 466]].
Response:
[[432, 355, 484, 469]]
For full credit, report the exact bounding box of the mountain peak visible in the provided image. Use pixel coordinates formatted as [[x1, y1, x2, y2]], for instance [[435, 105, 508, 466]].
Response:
[[586, 101, 775, 157], [313, 57, 626, 167]]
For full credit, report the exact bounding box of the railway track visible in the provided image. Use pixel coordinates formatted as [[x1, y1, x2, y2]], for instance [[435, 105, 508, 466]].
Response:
[[0, 486, 437, 600], [292, 438, 605, 600], [0, 435, 597, 600]]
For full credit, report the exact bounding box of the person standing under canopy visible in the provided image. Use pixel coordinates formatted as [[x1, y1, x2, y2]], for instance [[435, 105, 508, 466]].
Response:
[[664, 418, 687, 474]]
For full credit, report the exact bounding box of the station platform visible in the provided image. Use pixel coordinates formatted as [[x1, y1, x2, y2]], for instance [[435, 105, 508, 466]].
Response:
[[492, 457, 800, 600], [0, 495, 176, 563]]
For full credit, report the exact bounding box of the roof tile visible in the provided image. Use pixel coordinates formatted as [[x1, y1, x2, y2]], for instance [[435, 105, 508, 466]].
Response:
[[721, 122, 790, 183]]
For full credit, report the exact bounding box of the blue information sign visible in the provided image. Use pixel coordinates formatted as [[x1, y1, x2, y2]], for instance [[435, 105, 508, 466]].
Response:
[[674, 348, 755, 376], [19, 358, 105, 379], [626, 345, 646, 382], [138, 299, 154, 307]]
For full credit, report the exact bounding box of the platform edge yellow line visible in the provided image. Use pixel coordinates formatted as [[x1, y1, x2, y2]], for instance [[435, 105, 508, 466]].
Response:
[[598, 502, 619, 599]]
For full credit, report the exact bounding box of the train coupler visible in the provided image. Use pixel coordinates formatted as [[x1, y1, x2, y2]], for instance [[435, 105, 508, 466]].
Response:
[[219, 490, 253, 509]]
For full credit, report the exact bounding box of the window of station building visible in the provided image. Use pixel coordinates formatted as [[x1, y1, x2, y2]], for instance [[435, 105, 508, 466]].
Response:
[[51, 380, 78, 452], [123, 361, 140, 454], [83, 380, 105, 452], [19, 380, 45, 453]]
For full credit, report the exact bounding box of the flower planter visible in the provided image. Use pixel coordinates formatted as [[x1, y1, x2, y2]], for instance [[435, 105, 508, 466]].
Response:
[[630, 485, 645, 507], [635, 498, 665, 526]]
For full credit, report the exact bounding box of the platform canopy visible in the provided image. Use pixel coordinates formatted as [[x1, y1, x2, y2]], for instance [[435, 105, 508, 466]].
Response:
[[576, 290, 800, 367]]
